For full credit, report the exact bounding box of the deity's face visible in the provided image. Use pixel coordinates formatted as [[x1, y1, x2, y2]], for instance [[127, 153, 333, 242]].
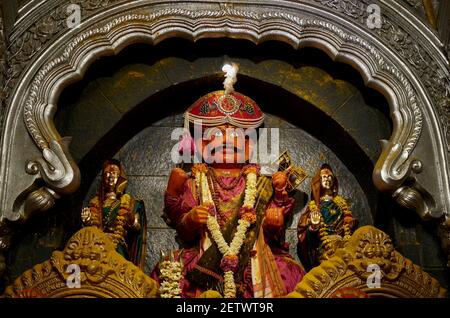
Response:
[[195, 124, 256, 164], [320, 168, 334, 190], [103, 164, 120, 191]]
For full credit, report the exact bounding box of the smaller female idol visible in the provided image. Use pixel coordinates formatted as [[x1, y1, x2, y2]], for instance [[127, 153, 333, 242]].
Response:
[[81, 159, 147, 269]]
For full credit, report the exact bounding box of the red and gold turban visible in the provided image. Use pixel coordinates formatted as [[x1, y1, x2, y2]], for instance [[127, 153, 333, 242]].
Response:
[[178, 63, 265, 155], [185, 90, 265, 129]]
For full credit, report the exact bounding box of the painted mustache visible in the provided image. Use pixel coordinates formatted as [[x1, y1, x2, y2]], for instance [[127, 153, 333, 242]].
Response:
[[210, 145, 244, 155]]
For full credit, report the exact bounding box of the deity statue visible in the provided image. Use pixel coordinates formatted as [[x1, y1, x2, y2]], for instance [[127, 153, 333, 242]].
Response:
[[81, 159, 147, 269], [297, 164, 357, 271], [151, 64, 305, 298]]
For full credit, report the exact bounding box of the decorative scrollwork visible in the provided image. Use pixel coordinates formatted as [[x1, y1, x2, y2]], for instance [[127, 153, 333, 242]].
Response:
[[348, 230, 405, 281], [21, 7, 422, 187], [0, 0, 448, 276], [376, 18, 450, 151], [3, 4, 435, 236], [313, 0, 367, 23], [2, 1, 447, 155], [2, 226, 158, 298], [2, 0, 125, 104], [25, 138, 79, 192], [312, 0, 449, 152], [20, 137, 80, 219], [290, 226, 447, 298]]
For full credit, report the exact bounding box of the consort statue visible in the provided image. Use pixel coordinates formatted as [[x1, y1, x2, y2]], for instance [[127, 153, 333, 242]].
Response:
[[297, 164, 357, 270], [81, 159, 147, 268]]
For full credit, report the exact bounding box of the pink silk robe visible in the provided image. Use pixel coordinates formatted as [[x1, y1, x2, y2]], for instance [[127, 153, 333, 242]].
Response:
[[151, 170, 305, 298]]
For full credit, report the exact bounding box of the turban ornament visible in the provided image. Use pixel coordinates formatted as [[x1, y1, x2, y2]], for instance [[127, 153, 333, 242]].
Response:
[[179, 63, 265, 155]]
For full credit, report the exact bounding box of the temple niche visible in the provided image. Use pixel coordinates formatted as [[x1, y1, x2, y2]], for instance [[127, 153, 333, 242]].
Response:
[[0, 1, 449, 299]]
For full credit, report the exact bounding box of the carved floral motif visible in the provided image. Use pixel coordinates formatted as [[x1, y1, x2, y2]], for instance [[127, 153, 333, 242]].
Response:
[[348, 230, 405, 281], [2, 227, 158, 298], [290, 226, 447, 298]]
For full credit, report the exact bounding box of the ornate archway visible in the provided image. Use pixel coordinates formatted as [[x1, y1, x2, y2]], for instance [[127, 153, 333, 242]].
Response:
[[0, 0, 449, 275]]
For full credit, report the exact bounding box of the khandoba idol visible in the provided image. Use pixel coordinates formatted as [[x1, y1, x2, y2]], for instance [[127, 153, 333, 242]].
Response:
[[151, 64, 305, 298]]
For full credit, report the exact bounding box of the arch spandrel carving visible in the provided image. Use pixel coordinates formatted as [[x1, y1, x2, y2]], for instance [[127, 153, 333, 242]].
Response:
[[0, 0, 449, 274], [2, 226, 158, 298], [289, 226, 447, 298], [2, 225, 445, 298]]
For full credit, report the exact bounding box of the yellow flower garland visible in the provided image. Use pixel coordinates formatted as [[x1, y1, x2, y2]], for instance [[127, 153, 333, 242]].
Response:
[[309, 195, 353, 249], [159, 259, 183, 298], [194, 164, 258, 298]]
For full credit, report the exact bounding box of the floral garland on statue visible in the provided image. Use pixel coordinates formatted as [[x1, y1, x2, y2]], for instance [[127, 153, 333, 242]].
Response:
[[109, 194, 131, 246], [158, 258, 183, 298], [333, 195, 353, 240], [309, 195, 353, 247], [192, 164, 258, 298]]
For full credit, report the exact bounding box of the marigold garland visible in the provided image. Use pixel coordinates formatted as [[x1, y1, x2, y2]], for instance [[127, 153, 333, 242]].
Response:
[[309, 195, 354, 248]]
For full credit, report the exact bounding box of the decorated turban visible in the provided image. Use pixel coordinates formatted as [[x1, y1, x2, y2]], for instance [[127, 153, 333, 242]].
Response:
[[185, 90, 265, 129], [178, 63, 265, 155]]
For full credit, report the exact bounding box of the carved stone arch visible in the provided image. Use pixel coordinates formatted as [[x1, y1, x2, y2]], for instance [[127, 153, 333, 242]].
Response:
[[0, 1, 449, 267]]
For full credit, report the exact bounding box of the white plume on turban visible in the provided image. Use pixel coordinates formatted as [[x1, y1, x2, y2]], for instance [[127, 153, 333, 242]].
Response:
[[222, 63, 239, 95]]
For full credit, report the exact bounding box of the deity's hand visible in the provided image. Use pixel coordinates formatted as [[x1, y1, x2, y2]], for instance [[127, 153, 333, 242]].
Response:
[[184, 205, 210, 228], [309, 209, 321, 230], [264, 207, 285, 232], [132, 213, 141, 231], [81, 207, 92, 224], [166, 168, 189, 196], [272, 171, 288, 202]]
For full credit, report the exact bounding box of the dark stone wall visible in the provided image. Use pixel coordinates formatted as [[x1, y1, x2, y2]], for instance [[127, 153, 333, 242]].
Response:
[[54, 40, 391, 166], [389, 206, 450, 288]]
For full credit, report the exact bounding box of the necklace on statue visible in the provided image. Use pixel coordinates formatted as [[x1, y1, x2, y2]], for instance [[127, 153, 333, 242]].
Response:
[[206, 172, 241, 226], [106, 192, 117, 200], [210, 168, 243, 190], [192, 163, 258, 298]]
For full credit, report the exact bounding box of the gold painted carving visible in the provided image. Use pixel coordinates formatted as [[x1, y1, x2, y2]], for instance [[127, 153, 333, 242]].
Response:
[[2, 227, 157, 298], [289, 226, 447, 298]]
